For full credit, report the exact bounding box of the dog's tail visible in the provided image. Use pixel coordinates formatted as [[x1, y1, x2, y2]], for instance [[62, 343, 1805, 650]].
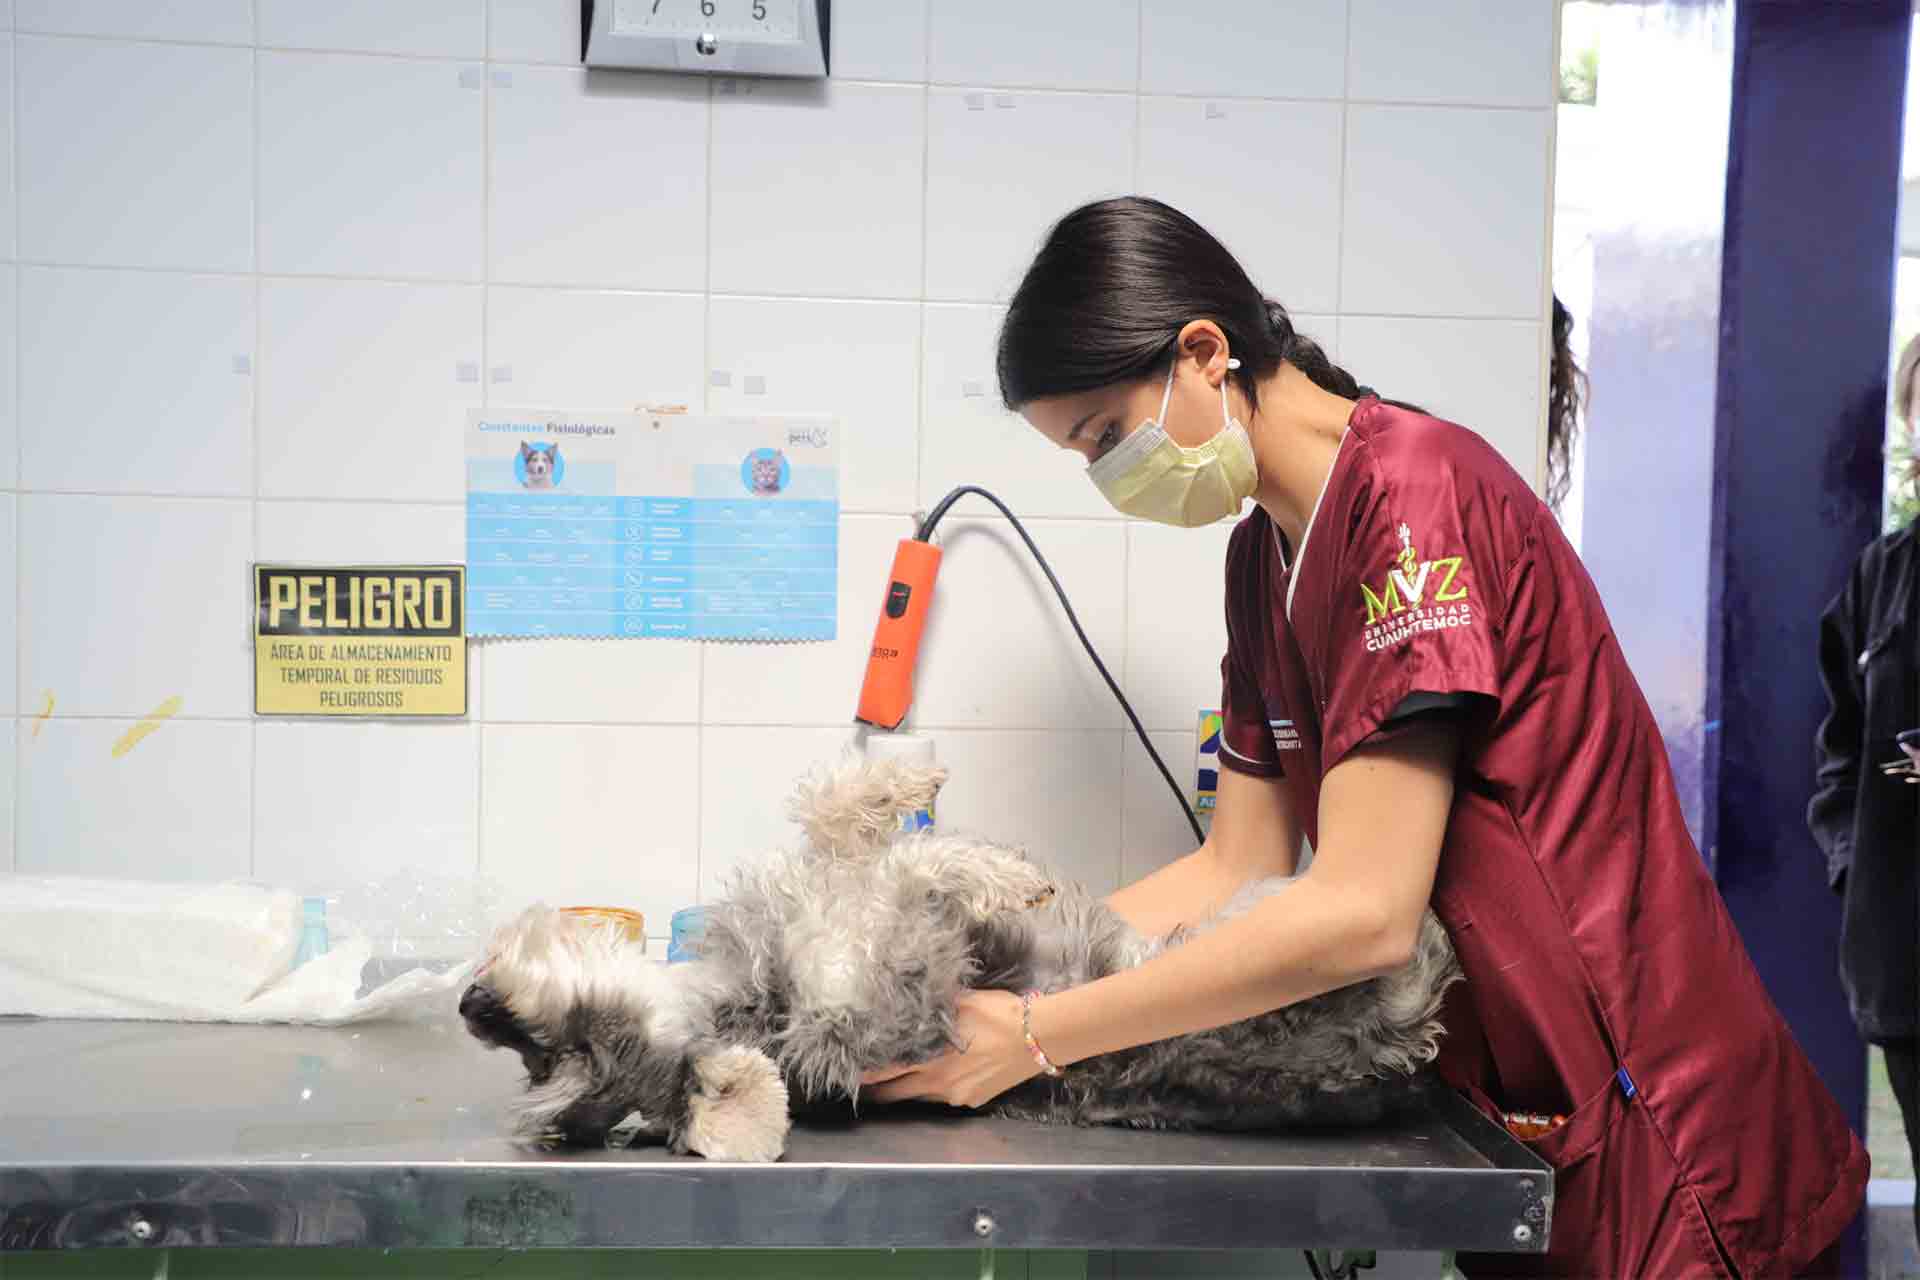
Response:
[[787, 752, 948, 860]]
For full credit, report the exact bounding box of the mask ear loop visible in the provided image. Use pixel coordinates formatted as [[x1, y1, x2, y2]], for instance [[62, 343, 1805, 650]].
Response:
[[1157, 360, 1177, 424]]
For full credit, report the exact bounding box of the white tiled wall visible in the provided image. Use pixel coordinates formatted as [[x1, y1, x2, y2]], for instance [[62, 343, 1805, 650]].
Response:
[[4, 0, 1556, 945]]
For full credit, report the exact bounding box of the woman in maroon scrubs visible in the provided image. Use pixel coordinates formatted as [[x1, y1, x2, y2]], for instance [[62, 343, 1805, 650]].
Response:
[[864, 198, 1864, 1276]]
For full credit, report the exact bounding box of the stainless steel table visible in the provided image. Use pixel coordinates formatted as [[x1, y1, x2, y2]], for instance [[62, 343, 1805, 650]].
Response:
[[0, 1019, 1550, 1255]]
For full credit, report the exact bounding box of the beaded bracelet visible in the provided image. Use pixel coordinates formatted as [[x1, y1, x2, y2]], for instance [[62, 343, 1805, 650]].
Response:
[[1020, 990, 1063, 1078]]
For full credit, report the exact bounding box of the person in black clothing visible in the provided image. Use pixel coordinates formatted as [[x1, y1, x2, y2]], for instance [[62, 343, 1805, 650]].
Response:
[[1810, 332, 1920, 1233]]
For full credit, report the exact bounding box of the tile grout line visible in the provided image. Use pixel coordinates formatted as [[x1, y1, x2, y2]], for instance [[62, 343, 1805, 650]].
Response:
[[0, 251, 1548, 325], [694, 639, 707, 904], [246, 1, 261, 878], [914, 0, 931, 513], [23, 713, 1186, 734], [0, 30, 1560, 112], [9, 17, 17, 873], [1536, 0, 1563, 495], [475, 0, 494, 884], [0, 491, 1149, 527], [1334, 0, 1354, 323], [0, 31, 1558, 108], [1120, 0, 1145, 904], [1115, 526, 1134, 879], [1131, 0, 1143, 191], [0, 259, 1544, 322], [912, 300, 928, 517], [9, 489, 454, 503], [694, 71, 717, 902]]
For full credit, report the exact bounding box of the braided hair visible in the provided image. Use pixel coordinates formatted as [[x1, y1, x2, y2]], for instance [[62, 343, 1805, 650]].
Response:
[[1545, 296, 1587, 513]]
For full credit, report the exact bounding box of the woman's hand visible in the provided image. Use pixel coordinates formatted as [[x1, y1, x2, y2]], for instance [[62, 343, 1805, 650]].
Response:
[[860, 990, 1043, 1108]]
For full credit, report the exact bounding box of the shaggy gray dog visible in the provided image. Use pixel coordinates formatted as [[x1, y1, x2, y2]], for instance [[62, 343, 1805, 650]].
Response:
[[459, 756, 1461, 1162]]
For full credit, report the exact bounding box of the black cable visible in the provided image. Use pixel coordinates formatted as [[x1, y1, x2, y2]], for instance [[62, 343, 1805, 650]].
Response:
[[917, 486, 1206, 847], [1303, 1250, 1329, 1280]]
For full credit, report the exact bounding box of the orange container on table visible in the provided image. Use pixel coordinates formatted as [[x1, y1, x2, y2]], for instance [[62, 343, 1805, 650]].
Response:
[[559, 906, 647, 946]]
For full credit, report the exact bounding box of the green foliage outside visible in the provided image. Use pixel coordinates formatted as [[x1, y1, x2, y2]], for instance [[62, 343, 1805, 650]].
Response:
[[1889, 416, 1918, 531], [1559, 44, 1598, 106]]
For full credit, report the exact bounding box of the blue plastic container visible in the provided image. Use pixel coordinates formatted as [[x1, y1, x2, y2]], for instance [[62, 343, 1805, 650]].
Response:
[[292, 896, 330, 969], [667, 906, 707, 964]]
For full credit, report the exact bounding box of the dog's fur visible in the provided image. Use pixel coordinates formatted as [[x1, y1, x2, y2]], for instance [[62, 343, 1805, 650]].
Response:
[[519, 441, 558, 489], [460, 756, 1461, 1161]]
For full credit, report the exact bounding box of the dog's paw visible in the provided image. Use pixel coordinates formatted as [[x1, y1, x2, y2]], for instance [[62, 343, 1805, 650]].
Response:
[[682, 1045, 791, 1162], [788, 754, 949, 859], [877, 761, 948, 825]]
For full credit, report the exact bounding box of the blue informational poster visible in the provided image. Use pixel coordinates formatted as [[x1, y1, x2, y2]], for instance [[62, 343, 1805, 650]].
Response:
[[1195, 710, 1223, 813], [465, 407, 838, 641]]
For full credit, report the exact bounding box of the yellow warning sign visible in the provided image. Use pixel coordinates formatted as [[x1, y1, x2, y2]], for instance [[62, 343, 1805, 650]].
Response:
[[254, 565, 466, 717]]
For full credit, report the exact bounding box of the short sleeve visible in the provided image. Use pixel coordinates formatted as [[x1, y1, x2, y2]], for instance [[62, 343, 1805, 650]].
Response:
[[1220, 650, 1281, 778], [1320, 447, 1506, 771]]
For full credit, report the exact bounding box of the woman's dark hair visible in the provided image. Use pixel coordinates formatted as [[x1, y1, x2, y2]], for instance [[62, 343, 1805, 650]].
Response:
[[996, 197, 1382, 414], [1545, 295, 1587, 513]]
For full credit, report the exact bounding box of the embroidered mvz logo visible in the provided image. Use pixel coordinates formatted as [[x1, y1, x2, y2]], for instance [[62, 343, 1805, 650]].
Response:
[[1360, 522, 1473, 653]]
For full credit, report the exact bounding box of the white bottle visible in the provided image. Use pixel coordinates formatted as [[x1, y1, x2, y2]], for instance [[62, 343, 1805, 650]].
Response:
[[864, 730, 937, 832]]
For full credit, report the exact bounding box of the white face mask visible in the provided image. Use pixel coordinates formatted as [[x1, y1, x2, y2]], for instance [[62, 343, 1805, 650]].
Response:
[[1086, 359, 1258, 527]]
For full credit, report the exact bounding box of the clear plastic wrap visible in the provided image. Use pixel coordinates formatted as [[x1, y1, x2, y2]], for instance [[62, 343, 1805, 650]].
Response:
[[0, 877, 301, 1019], [327, 869, 508, 999], [0, 869, 508, 1026]]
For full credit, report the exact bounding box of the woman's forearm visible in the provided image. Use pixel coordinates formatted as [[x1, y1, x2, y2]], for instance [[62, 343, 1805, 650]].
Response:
[[1106, 766, 1303, 936], [1037, 874, 1406, 1067], [1102, 843, 1242, 936]]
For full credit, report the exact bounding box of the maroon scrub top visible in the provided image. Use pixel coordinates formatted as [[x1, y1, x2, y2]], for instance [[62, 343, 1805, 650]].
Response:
[[1218, 398, 1866, 1277]]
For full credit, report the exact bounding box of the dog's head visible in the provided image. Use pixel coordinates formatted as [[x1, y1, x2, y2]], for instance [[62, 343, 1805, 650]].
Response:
[[460, 906, 789, 1160], [519, 442, 556, 486]]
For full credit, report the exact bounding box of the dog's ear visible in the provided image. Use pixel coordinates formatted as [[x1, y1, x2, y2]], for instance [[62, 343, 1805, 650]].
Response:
[[516, 1051, 635, 1147], [520, 441, 533, 458], [458, 980, 556, 1083], [511, 1007, 687, 1149], [675, 1044, 790, 1162]]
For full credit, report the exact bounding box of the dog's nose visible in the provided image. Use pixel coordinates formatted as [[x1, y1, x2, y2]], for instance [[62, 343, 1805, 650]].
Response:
[[458, 983, 487, 1020]]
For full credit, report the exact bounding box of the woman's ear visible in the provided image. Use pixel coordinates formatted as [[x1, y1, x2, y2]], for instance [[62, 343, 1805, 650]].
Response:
[[1175, 319, 1233, 383]]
